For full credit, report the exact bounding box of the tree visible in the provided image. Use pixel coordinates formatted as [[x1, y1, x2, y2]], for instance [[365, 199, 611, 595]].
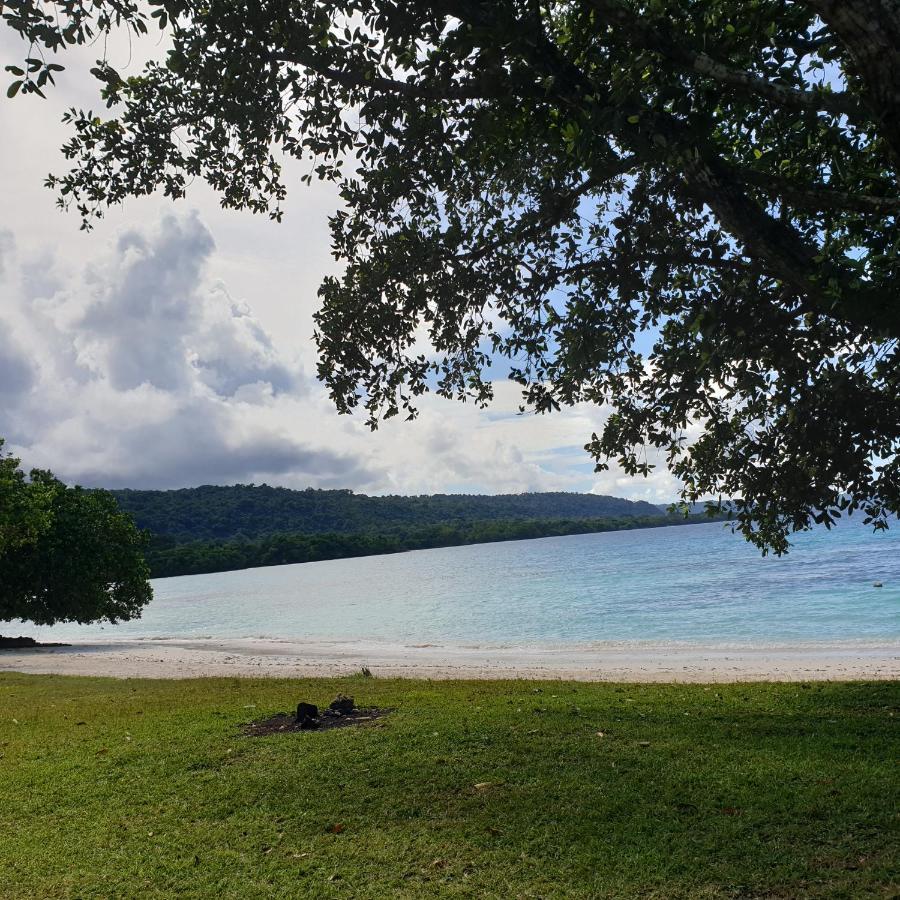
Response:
[[0, 440, 152, 629], [0, 439, 53, 556], [4, 0, 899, 552]]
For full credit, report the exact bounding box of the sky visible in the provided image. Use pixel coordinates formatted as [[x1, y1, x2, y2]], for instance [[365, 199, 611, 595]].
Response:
[[0, 27, 683, 501]]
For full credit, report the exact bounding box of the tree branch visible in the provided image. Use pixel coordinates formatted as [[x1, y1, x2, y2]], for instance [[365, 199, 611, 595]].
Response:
[[453, 153, 644, 262], [688, 51, 862, 121], [736, 168, 900, 214], [273, 46, 499, 101], [584, 0, 869, 125], [804, 0, 900, 163], [536, 251, 758, 284], [677, 148, 900, 336]]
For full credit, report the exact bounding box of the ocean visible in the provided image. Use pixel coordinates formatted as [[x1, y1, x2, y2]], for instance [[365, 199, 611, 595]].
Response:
[[15, 518, 899, 647]]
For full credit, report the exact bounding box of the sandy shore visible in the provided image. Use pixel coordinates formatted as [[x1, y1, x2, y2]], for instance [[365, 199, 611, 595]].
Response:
[[1, 637, 898, 681]]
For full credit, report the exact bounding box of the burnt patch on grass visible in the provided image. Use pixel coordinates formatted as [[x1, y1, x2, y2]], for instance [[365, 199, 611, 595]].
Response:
[[242, 695, 392, 736]]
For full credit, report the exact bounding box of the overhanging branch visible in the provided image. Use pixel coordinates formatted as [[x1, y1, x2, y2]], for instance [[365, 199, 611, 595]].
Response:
[[584, 0, 869, 125], [273, 47, 501, 101], [736, 168, 900, 215], [453, 153, 644, 263]]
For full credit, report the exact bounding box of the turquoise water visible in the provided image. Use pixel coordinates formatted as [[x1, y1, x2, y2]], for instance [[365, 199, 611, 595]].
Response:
[[13, 520, 900, 646]]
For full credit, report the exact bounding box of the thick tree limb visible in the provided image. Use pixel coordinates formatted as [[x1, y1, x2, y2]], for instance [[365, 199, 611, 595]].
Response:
[[736, 168, 900, 214], [805, 0, 900, 162], [274, 47, 500, 101], [678, 148, 900, 336], [584, 0, 869, 125], [688, 51, 862, 121]]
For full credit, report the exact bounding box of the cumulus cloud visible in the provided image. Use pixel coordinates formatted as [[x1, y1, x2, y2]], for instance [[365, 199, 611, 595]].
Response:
[[0, 209, 683, 501], [0, 230, 13, 278], [0, 319, 37, 400], [0, 211, 381, 490], [77, 213, 298, 396], [79, 215, 215, 391]]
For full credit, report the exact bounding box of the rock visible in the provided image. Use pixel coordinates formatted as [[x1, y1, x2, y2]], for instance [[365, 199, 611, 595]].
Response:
[[295, 702, 319, 728], [329, 694, 355, 715], [0, 636, 69, 649], [0, 636, 37, 649]]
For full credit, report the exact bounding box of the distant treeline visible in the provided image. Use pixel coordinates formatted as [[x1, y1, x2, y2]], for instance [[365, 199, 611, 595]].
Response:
[[111, 485, 666, 544], [107, 484, 731, 579], [145, 514, 725, 578]]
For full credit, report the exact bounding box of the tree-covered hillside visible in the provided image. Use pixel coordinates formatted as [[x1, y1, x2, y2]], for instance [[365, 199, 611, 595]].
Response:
[[111, 486, 664, 544]]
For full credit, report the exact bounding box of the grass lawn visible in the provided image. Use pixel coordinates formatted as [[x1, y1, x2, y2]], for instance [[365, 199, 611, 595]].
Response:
[[0, 674, 897, 898]]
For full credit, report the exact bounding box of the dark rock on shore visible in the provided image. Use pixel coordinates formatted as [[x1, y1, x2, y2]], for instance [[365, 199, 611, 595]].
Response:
[[0, 636, 70, 650]]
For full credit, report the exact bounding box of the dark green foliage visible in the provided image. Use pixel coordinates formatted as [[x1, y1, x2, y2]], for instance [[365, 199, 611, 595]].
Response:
[[108, 484, 710, 577], [144, 514, 705, 578], [5, 1, 900, 553], [0, 440, 54, 556], [0, 441, 152, 627], [111, 484, 665, 543]]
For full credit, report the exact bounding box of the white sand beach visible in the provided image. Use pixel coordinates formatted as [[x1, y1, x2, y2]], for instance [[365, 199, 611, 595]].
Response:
[[1, 637, 897, 681]]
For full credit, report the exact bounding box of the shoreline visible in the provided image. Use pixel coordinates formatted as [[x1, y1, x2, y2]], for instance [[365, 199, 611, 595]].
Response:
[[1, 636, 898, 682]]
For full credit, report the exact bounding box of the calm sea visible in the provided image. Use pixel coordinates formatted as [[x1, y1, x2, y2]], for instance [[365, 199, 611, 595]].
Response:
[[14, 519, 900, 646]]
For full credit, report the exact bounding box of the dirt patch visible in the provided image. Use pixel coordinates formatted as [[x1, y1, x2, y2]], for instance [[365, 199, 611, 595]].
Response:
[[242, 706, 392, 736]]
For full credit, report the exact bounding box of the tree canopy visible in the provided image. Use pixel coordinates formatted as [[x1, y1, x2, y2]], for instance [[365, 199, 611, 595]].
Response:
[[0, 440, 152, 628], [4, 0, 899, 552]]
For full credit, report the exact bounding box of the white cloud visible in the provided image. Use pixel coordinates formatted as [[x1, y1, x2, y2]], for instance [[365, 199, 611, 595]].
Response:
[[0, 210, 382, 489], [74, 213, 299, 397], [0, 317, 37, 400], [0, 230, 13, 277]]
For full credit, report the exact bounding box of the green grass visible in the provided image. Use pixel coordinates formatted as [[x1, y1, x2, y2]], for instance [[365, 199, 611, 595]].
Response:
[[0, 675, 897, 898]]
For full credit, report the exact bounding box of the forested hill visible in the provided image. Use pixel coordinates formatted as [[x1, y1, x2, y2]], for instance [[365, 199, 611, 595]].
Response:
[[110, 485, 664, 543]]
